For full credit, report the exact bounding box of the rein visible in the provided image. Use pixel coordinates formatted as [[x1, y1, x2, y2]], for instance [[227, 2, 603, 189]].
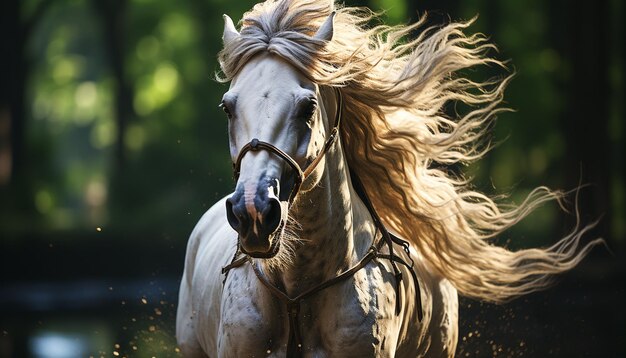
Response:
[[222, 88, 423, 357]]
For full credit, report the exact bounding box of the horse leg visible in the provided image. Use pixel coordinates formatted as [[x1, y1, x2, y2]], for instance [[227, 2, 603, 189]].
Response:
[[176, 274, 208, 357], [424, 279, 459, 357]]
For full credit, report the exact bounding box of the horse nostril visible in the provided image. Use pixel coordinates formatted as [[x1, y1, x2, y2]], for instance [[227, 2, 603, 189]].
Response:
[[263, 198, 282, 234], [225, 197, 241, 231]]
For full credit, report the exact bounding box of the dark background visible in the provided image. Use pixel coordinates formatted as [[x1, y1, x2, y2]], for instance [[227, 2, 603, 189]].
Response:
[[1, 0, 624, 357]]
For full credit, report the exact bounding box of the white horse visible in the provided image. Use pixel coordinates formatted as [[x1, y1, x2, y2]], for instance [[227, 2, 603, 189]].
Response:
[[177, 1, 599, 357]]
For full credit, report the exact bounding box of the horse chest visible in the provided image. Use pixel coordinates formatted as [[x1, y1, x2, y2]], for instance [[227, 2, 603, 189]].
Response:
[[218, 265, 399, 357], [217, 269, 279, 357]]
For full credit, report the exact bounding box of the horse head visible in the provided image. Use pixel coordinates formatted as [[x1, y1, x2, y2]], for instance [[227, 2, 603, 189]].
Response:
[[221, 13, 336, 258]]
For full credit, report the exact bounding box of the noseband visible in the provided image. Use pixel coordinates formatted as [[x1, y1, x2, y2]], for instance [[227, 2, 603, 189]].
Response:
[[232, 88, 343, 205]]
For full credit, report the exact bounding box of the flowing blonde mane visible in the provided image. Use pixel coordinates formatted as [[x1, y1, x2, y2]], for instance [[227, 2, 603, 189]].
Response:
[[217, 0, 601, 302]]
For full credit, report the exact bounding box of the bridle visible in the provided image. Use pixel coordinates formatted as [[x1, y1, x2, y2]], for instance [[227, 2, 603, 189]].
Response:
[[232, 88, 343, 206], [230, 88, 342, 259], [223, 87, 423, 357]]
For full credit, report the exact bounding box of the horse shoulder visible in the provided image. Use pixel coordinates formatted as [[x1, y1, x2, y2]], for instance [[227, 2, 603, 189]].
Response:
[[300, 262, 396, 357], [177, 196, 237, 356]]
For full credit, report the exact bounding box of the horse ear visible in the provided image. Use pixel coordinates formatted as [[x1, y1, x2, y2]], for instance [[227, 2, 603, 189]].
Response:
[[222, 14, 240, 46], [313, 11, 335, 41]]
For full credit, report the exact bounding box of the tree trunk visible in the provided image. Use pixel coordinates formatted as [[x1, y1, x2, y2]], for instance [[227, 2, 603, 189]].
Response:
[[557, 0, 611, 242], [0, 0, 26, 186], [93, 0, 134, 169]]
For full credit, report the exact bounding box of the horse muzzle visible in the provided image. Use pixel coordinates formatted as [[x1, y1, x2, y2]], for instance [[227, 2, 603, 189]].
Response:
[[226, 179, 284, 258]]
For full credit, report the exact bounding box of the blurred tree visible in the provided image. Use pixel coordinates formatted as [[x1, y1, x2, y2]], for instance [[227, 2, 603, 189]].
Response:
[[92, 0, 135, 169], [549, 0, 613, 243], [0, 0, 54, 186]]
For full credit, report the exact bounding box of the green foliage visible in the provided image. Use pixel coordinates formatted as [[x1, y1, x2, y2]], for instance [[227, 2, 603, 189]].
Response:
[[1, 0, 622, 249], [5, 0, 239, 239], [370, 0, 407, 24]]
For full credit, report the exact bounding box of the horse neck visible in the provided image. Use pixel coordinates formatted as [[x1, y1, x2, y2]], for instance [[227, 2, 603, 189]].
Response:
[[276, 137, 376, 296]]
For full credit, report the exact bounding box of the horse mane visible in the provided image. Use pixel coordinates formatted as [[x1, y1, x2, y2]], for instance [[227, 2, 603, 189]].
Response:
[[217, 0, 601, 302]]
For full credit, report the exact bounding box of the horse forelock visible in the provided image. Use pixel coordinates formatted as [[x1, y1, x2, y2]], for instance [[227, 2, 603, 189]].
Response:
[[218, 0, 333, 83], [218, 0, 600, 302]]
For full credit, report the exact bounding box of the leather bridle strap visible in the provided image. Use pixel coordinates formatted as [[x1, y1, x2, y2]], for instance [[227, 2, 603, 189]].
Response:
[[249, 245, 380, 357], [224, 167, 424, 356], [302, 90, 342, 179], [233, 139, 304, 204], [231, 88, 343, 206], [247, 214, 422, 356], [348, 167, 422, 319]]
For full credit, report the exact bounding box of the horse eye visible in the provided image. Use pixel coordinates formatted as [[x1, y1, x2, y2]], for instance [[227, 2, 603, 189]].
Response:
[[219, 101, 233, 119], [299, 98, 317, 119]]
